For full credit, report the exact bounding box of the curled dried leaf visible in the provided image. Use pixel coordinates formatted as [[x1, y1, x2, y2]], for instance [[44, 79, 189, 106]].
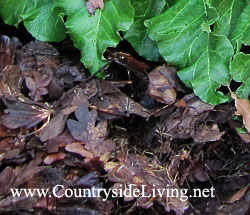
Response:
[[25, 70, 53, 101], [0, 35, 22, 70], [65, 142, 93, 158], [0, 65, 24, 101], [155, 94, 220, 143], [147, 66, 177, 104], [225, 186, 249, 204], [44, 153, 67, 165], [231, 93, 250, 133], [86, 0, 104, 14]]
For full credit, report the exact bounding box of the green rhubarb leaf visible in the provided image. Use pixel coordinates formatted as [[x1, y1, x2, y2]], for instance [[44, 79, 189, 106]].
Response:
[[0, 0, 36, 26], [165, 0, 179, 8], [209, 0, 250, 46], [124, 0, 166, 61], [24, 1, 66, 42], [205, 2, 219, 25], [56, 0, 134, 75], [55, 0, 83, 15], [145, 0, 206, 68], [179, 33, 234, 104], [230, 53, 250, 99], [0, 0, 66, 42], [145, 0, 234, 104]]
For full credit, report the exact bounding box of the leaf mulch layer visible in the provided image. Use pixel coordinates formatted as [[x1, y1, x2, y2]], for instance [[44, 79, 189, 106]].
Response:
[[0, 22, 250, 215]]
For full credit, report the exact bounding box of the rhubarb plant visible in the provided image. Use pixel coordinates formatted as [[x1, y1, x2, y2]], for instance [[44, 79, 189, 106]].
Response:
[[0, 0, 249, 105]]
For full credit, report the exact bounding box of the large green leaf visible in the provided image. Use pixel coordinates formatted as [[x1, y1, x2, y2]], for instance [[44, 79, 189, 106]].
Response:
[[124, 0, 166, 61], [145, 0, 206, 68], [165, 0, 179, 8], [205, 1, 219, 25], [24, 1, 66, 42], [179, 33, 234, 104], [209, 0, 250, 46], [56, 0, 134, 75], [145, 0, 234, 104], [0, 0, 36, 26], [0, 0, 66, 42], [55, 0, 83, 15], [230, 53, 250, 99]]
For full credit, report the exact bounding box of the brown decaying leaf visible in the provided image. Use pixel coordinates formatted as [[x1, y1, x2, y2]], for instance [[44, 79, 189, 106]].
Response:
[[156, 94, 224, 143], [44, 152, 67, 165], [193, 123, 224, 143], [13, 153, 45, 187], [0, 65, 24, 101], [50, 171, 113, 214], [228, 119, 250, 143], [0, 124, 18, 137], [90, 80, 150, 119], [0, 35, 22, 70], [86, 0, 104, 14], [0, 101, 52, 129], [16, 40, 60, 83], [0, 59, 54, 131], [147, 66, 177, 104], [225, 185, 249, 204], [105, 153, 189, 215], [0, 158, 67, 212], [39, 111, 67, 142], [48, 63, 84, 99], [0, 166, 18, 196], [0, 63, 55, 112], [15, 40, 64, 101], [0, 137, 25, 154], [15, 39, 83, 102], [67, 103, 115, 164], [39, 89, 88, 142], [237, 132, 250, 143], [54, 78, 148, 122], [0, 149, 22, 165], [44, 128, 75, 153], [25, 70, 53, 101], [0, 153, 44, 199], [205, 188, 250, 215], [65, 142, 93, 158], [166, 150, 204, 186], [232, 93, 250, 133]]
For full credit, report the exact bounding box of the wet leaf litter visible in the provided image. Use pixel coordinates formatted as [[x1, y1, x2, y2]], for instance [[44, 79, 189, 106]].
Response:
[[0, 34, 249, 215]]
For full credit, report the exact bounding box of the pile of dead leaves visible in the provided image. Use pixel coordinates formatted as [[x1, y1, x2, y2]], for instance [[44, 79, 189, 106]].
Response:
[[0, 34, 250, 215]]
